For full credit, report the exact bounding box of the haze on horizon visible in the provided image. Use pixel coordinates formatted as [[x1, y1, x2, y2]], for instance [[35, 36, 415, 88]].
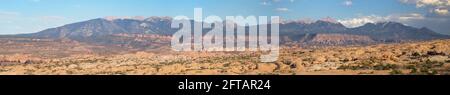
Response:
[[0, 0, 449, 35]]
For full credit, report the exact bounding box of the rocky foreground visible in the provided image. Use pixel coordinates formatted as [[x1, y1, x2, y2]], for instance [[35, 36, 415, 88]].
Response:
[[0, 40, 449, 75]]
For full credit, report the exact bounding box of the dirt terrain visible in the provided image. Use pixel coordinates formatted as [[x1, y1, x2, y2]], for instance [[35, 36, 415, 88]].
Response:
[[0, 38, 449, 75]]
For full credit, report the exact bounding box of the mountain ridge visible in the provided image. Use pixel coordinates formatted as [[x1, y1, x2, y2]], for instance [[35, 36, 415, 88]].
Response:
[[10, 16, 450, 48]]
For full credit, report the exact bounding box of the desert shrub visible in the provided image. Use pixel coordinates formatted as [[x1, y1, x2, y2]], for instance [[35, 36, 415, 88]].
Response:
[[292, 51, 305, 55], [424, 59, 444, 67], [338, 64, 372, 70], [389, 69, 403, 75], [358, 71, 374, 75], [302, 58, 313, 62], [289, 63, 297, 69], [167, 59, 191, 64], [373, 64, 399, 70], [405, 65, 416, 69], [0, 69, 8, 72], [342, 58, 350, 63], [412, 52, 421, 57], [410, 67, 418, 74], [406, 60, 443, 75], [415, 68, 438, 75], [426, 51, 445, 56], [338, 58, 398, 71], [282, 60, 293, 65], [223, 63, 230, 67], [337, 65, 357, 70]]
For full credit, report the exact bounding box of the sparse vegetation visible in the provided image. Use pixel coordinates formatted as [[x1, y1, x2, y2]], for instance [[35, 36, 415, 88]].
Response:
[[338, 62, 399, 71], [426, 51, 446, 56], [0, 39, 449, 75], [358, 71, 375, 75], [404, 60, 444, 75], [412, 52, 421, 57], [389, 69, 403, 75], [0, 69, 9, 72]]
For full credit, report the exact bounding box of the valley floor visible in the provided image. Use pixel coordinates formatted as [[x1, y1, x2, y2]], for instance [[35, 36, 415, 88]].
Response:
[[0, 39, 449, 75]]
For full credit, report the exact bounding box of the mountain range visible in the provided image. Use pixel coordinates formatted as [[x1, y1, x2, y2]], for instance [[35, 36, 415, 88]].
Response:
[[11, 16, 450, 48]]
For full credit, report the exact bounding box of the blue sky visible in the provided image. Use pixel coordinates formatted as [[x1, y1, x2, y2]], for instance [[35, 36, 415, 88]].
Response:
[[1, 0, 449, 34]]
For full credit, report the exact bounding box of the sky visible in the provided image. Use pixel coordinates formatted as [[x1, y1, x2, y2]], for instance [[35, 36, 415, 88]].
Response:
[[0, 0, 449, 35]]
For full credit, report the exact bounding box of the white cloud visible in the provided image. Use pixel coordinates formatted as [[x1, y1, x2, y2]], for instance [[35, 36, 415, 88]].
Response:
[[261, 0, 295, 5], [337, 13, 450, 34], [400, 0, 450, 16], [338, 15, 389, 28], [275, 8, 290, 12], [261, 0, 295, 13], [390, 13, 426, 21], [343, 0, 353, 6], [416, 0, 448, 7], [337, 13, 426, 28]]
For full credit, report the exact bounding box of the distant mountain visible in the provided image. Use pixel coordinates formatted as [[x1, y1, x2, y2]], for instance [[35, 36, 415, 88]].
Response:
[[347, 22, 449, 41], [15, 16, 450, 48], [17, 17, 177, 49], [279, 20, 450, 45], [24, 17, 176, 38]]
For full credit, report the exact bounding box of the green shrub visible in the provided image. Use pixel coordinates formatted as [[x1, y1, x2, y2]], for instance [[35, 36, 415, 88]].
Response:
[[390, 69, 403, 75], [406, 60, 443, 75], [412, 52, 421, 57], [282, 60, 293, 65]]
